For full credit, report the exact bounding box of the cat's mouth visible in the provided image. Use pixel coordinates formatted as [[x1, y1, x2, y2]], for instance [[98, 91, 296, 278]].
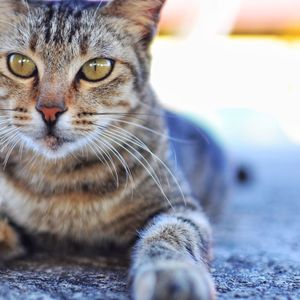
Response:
[[38, 134, 73, 151]]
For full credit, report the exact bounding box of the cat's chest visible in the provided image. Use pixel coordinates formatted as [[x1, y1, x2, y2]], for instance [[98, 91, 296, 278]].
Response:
[[0, 175, 135, 246]]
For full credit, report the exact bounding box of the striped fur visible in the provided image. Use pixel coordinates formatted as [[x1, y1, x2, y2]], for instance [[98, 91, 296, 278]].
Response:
[[0, 1, 224, 299]]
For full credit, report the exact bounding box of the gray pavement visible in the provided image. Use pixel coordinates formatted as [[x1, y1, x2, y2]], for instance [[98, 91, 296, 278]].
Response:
[[213, 146, 300, 299]]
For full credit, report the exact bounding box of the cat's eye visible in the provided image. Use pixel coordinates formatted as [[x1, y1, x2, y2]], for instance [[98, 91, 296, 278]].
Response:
[[80, 58, 114, 82], [7, 53, 37, 79]]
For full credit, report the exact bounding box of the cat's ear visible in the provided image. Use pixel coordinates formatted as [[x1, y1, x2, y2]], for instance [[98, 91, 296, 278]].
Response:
[[0, 0, 28, 32], [102, 0, 166, 44], [0, 0, 29, 14]]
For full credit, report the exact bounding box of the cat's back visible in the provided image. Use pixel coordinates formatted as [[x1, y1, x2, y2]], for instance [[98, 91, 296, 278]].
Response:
[[166, 111, 230, 220]]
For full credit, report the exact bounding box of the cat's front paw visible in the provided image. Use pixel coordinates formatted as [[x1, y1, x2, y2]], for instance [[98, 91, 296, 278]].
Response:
[[132, 261, 215, 300], [0, 220, 25, 261]]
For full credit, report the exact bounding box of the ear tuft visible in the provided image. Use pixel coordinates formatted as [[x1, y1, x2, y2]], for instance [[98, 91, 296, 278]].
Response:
[[0, 0, 29, 33], [0, 0, 29, 14], [102, 0, 166, 43]]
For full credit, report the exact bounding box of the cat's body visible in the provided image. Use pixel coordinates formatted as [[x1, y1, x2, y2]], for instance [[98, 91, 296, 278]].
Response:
[[0, 1, 228, 299]]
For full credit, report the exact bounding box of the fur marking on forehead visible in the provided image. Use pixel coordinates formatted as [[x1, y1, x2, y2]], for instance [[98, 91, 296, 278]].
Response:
[[27, 0, 110, 10]]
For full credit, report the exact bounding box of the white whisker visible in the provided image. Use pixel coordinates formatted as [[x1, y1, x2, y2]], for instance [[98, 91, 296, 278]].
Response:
[[108, 126, 184, 202], [3, 132, 21, 169], [85, 133, 119, 187], [98, 128, 173, 208], [92, 129, 135, 195]]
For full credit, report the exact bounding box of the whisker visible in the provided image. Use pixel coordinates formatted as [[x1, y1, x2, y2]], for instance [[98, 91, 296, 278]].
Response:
[[3, 131, 20, 169], [98, 127, 173, 208], [100, 127, 161, 184], [86, 112, 161, 118], [86, 109, 210, 145], [89, 142, 119, 187], [91, 130, 134, 194], [104, 125, 169, 188], [22, 149, 40, 173], [93, 0, 107, 18], [0, 108, 19, 112], [102, 126, 185, 204], [0, 128, 20, 147], [18, 139, 25, 161], [84, 133, 120, 187], [92, 117, 197, 144]]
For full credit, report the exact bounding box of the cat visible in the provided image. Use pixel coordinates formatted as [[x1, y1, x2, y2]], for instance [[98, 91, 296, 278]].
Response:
[[0, 0, 228, 299]]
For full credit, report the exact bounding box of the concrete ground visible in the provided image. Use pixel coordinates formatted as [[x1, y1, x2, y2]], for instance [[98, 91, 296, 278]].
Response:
[[0, 146, 299, 300], [213, 146, 300, 299]]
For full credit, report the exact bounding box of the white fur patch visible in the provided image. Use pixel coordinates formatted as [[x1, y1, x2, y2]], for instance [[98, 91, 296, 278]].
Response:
[[0, 88, 7, 97]]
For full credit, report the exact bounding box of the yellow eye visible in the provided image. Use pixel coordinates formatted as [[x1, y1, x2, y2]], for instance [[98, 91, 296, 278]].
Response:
[[81, 58, 114, 82], [7, 53, 37, 79]]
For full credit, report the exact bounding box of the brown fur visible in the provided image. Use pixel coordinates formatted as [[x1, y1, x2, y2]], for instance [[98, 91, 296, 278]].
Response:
[[0, 218, 25, 260], [0, 1, 225, 299]]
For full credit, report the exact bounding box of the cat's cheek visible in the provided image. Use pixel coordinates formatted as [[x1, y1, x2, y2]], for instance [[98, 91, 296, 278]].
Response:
[[27, 110, 48, 134], [55, 111, 73, 132]]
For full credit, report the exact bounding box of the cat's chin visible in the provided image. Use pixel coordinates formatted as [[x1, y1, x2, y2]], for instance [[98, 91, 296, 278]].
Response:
[[22, 134, 78, 161], [42, 135, 70, 151], [38, 135, 77, 160]]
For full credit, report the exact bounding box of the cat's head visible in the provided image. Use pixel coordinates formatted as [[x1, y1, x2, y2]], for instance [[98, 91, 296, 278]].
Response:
[[0, 0, 165, 160]]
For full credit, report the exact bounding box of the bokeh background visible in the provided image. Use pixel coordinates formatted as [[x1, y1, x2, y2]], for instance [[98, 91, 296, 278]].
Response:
[[154, 4, 300, 297], [153, 0, 300, 178], [153, 4, 300, 297]]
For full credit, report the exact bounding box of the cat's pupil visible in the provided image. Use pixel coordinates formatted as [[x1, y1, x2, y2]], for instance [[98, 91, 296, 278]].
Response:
[[93, 61, 97, 72]]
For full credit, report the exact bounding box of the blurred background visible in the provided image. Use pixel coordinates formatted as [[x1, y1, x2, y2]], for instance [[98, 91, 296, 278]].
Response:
[[154, 3, 300, 296], [153, 0, 300, 183]]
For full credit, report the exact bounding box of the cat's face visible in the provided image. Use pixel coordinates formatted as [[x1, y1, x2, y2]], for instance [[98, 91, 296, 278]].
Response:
[[0, 0, 165, 160]]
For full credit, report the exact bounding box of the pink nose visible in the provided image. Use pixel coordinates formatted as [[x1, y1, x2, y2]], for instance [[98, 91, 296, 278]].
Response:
[[36, 106, 66, 124]]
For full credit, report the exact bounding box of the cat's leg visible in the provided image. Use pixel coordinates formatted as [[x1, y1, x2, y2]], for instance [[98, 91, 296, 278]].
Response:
[[131, 210, 215, 300], [0, 217, 25, 261]]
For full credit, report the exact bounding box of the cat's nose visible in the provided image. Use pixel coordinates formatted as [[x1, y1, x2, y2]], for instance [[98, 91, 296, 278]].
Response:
[[36, 105, 67, 125]]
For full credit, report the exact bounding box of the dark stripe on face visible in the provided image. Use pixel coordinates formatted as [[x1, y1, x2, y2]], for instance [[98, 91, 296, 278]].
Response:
[[44, 3, 80, 45], [68, 10, 82, 43], [44, 6, 55, 43], [80, 35, 89, 56], [52, 5, 72, 44], [29, 33, 38, 52]]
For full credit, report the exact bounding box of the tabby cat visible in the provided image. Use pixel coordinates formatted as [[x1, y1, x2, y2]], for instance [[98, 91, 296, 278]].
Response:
[[0, 0, 227, 299]]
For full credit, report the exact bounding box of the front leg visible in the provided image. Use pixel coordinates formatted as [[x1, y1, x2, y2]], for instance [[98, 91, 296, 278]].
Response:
[[131, 211, 215, 300], [0, 217, 25, 261]]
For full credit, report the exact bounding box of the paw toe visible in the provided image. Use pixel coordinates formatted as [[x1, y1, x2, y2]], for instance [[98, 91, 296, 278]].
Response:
[[133, 262, 215, 300]]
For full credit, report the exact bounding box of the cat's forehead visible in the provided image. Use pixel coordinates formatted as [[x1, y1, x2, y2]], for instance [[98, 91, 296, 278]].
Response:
[[32, 4, 118, 51], [5, 2, 130, 63]]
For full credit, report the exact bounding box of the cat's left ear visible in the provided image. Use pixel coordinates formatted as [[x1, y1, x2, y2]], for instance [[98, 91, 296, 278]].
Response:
[[102, 0, 166, 44], [0, 0, 29, 14], [0, 0, 29, 33]]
